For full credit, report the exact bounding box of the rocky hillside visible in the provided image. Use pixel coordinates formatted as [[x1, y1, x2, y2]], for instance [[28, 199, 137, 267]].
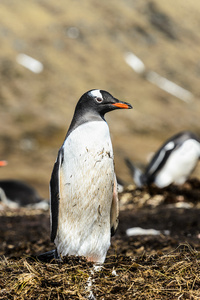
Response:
[[0, 0, 200, 198]]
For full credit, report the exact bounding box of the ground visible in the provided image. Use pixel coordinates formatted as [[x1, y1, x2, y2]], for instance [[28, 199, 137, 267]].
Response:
[[0, 1, 200, 298], [0, 178, 200, 299], [0, 0, 200, 199]]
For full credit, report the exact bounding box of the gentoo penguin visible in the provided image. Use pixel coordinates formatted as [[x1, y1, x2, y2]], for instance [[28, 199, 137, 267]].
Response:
[[49, 89, 132, 263], [0, 180, 49, 209], [0, 160, 48, 209], [126, 131, 200, 188]]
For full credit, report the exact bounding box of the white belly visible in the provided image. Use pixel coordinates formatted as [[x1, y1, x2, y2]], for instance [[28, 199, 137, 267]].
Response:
[[55, 121, 114, 263], [155, 139, 200, 188]]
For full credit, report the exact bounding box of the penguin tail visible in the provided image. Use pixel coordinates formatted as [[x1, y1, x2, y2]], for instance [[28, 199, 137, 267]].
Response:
[[125, 157, 144, 188], [116, 176, 125, 193], [35, 249, 60, 263]]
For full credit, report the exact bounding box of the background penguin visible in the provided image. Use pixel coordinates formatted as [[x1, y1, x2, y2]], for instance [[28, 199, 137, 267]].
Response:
[[0, 160, 48, 209], [0, 180, 49, 209], [126, 131, 200, 188], [48, 89, 132, 264]]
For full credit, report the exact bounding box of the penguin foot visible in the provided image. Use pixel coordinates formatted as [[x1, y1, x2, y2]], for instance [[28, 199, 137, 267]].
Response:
[[36, 249, 60, 263]]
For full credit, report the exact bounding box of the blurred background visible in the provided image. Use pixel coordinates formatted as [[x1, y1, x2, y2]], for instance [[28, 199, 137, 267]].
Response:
[[0, 0, 200, 199]]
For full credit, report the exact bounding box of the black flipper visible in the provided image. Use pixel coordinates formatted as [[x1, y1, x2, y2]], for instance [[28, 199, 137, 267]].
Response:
[[50, 148, 64, 242]]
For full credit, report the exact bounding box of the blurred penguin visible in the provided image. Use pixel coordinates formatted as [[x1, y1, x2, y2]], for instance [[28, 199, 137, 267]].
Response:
[[0, 161, 48, 209], [0, 180, 49, 209], [126, 131, 200, 188]]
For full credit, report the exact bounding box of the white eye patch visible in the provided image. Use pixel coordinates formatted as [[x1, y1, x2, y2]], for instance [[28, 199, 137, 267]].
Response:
[[89, 89, 103, 99], [164, 141, 175, 151]]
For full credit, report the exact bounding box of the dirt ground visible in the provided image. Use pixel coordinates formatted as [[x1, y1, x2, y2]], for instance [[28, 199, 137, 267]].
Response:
[[0, 178, 200, 259], [0, 1, 200, 298], [1, 0, 200, 201], [0, 178, 200, 299]]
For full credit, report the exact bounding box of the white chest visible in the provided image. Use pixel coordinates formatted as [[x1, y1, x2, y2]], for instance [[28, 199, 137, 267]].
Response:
[[61, 121, 114, 191], [56, 121, 115, 262], [155, 139, 200, 187], [63, 120, 113, 166]]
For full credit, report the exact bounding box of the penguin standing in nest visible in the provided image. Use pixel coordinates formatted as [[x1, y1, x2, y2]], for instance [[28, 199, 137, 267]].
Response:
[[47, 89, 132, 264]]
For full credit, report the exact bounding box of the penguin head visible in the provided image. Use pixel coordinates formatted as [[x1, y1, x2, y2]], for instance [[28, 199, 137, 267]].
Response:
[[76, 89, 132, 118]]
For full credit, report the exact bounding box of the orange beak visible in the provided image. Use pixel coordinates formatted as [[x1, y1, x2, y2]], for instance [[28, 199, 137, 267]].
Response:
[[112, 103, 132, 109], [0, 160, 7, 167]]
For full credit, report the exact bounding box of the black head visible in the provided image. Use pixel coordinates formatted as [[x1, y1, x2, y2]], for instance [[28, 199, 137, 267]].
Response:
[[75, 89, 132, 118], [66, 89, 132, 138]]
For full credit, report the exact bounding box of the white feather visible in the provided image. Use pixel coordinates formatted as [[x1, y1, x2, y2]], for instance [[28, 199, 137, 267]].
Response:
[[55, 121, 114, 263], [164, 141, 175, 151], [89, 90, 102, 99]]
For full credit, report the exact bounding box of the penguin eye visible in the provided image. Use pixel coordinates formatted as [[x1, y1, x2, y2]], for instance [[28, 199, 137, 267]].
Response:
[[95, 97, 103, 103]]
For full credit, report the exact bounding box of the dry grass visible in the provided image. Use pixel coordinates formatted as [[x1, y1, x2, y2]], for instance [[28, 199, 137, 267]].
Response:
[[0, 244, 199, 299], [0, 180, 200, 299], [0, 2, 200, 298]]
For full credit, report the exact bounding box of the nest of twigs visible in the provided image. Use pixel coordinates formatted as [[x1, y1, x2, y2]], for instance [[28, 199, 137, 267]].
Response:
[[0, 244, 200, 299]]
